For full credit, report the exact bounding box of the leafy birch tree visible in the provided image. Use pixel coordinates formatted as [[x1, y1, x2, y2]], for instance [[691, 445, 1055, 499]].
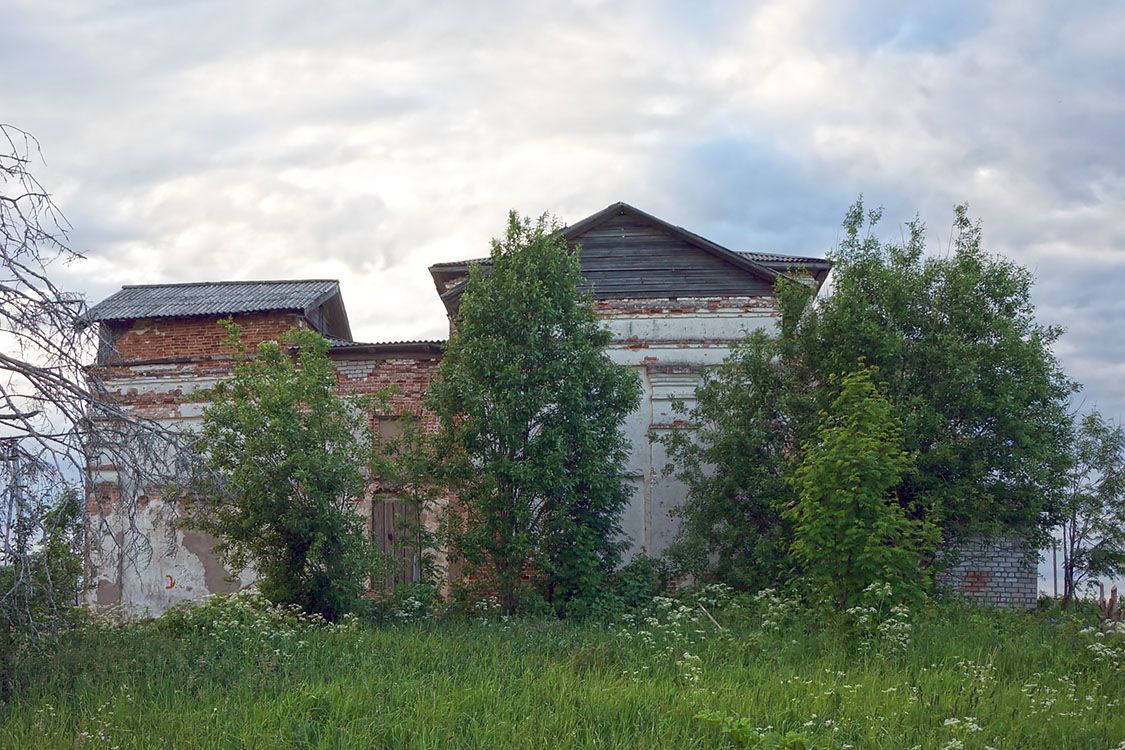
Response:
[[786, 367, 937, 609]]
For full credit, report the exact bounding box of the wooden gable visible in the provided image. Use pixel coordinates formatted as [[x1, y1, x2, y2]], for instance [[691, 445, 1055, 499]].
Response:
[[563, 204, 777, 299], [428, 202, 800, 311]]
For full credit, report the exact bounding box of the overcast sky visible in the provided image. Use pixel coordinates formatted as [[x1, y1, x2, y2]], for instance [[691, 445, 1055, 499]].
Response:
[[4, 0, 1123, 424]]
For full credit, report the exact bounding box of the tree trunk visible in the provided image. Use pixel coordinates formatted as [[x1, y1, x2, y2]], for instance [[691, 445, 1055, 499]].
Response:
[[1061, 522, 1075, 608]]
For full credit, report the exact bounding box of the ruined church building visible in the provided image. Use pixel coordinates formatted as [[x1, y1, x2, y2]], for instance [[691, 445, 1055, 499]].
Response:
[[83, 202, 1038, 614]]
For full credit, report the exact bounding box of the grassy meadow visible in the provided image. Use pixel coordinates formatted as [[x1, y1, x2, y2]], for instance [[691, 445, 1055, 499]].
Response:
[[0, 588, 1121, 749]]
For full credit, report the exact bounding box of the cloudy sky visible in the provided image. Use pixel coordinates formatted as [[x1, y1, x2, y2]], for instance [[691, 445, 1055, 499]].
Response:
[[4, 0, 1124, 423]]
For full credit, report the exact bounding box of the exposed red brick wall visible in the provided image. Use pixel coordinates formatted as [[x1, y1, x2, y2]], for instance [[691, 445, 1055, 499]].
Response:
[[103, 312, 309, 364], [89, 320, 452, 588], [594, 296, 777, 316], [87, 357, 230, 428], [335, 355, 442, 430]]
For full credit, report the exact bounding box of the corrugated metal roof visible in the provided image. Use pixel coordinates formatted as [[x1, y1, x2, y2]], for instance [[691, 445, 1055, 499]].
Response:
[[85, 279, 341, 323], [325, 337, 444, 349], [429, 258, 489, 269], [738, 251, 830, 265]]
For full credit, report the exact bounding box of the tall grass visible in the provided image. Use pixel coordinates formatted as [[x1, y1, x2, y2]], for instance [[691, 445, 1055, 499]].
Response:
[[0, 589, 1120, 749]]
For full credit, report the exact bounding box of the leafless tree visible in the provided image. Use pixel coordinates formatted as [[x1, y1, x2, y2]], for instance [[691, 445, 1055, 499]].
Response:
[[0, 124, 193, 643]]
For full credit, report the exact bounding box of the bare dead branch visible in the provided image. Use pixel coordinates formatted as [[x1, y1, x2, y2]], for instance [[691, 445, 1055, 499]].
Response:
[[0, 124, 198, 635]]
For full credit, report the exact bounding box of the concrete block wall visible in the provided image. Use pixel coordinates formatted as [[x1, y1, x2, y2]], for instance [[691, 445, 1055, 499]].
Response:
[[936, 536, 1039, 609]]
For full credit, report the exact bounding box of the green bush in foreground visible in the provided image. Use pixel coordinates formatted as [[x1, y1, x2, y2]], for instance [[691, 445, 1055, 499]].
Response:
[[187, 323, 384, 621], [0, 587, 1121, 749], [787, 367, 938, 610]]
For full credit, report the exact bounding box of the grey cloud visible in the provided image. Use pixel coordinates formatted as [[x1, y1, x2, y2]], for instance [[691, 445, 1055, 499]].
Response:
[[3, 0, 1123, 420]]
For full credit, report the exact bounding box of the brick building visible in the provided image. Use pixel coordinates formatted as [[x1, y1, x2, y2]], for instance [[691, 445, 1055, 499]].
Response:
[[83, 202, 1039, 614]]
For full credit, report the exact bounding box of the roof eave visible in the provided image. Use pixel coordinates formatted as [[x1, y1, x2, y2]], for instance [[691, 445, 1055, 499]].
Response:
[[303, 287, 353, 341], [328, 340, 444, 357]]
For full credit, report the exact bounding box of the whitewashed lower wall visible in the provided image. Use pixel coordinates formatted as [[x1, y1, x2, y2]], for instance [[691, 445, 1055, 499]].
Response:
[[87, 498, 257, 617], [602, 296, 778, 558]]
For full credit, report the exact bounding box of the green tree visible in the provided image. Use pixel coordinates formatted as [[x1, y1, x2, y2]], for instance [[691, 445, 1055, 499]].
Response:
[[786, 202, 1074, 546], [1058, 410, 1125, 607], [666, 200, 1074, 590], [786, 367, 936, 609], [661, 331, 794, 589], [428, 211, 641, 615], [0, 488, 83, 629], [189, 323, 379, 620]]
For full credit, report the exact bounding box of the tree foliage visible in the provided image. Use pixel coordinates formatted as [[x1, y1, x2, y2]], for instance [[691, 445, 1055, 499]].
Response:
[[661, 331, 793, 589], [189, 323, 380, 620], [0, 486, 82, 611], [785, 203, 1074, 543], [428, 211, 640, 615], [786, 367, 936, 609], [1058, 410, 1125, 607], [667, 200, 1074, 590]]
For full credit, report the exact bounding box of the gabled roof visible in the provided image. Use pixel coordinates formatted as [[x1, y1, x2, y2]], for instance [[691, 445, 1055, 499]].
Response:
[[84, 279, 353, 340], [429, 201, 832, 303], [563, 201, 783, 281]]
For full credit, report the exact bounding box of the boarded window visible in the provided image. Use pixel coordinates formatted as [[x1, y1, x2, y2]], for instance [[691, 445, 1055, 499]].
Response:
[[370, 494, 422, 589], [375, 416, 407, 441]]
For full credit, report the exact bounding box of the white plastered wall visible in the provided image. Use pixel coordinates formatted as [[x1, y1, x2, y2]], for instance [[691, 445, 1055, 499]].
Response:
[[85, 370, 259, 616], [602, 298, 778, 558]]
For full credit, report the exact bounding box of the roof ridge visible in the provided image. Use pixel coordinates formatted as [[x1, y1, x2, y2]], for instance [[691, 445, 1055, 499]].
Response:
[[120, 279, 339, 289], [435, 252, 829, 269]]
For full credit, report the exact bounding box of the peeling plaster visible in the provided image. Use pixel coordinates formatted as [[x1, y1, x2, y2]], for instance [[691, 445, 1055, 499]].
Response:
[[182, 530, 242, 594]]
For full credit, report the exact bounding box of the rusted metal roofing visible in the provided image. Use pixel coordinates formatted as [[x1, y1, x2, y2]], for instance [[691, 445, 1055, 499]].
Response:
[[85, 279, 341, 323], [325, 337, 444, 357]]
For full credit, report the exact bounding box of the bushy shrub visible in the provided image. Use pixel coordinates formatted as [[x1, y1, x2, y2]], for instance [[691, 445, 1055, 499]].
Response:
[[787, 367, 938, 609], [188, 324, 385, 621], [366, 582, 443, 624], [153, 588, 356, 640], [696, 712, 838, 750], [577, 554, 672, 620], [444, 578, 553, 621]]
